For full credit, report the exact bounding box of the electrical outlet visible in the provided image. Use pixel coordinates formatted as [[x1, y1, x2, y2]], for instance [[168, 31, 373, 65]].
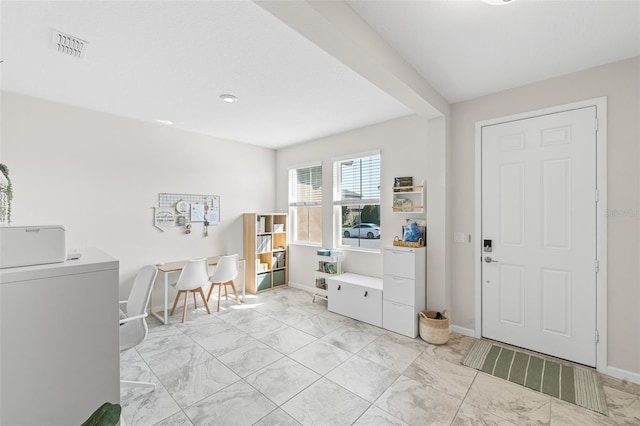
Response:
[[454, 232, 465, 243]]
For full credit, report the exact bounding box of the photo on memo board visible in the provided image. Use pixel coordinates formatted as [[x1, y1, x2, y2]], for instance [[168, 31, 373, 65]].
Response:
[[190, 203, 205, 222]]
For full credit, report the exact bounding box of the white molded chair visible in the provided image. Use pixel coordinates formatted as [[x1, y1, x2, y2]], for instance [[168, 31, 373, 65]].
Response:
[[170, 258, 211, 322], [207, 254, 242, 312], [119, 264, 158, 390]]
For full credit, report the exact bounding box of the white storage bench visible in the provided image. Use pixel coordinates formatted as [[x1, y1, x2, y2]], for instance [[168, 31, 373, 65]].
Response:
[[327, 273, 383, 327]]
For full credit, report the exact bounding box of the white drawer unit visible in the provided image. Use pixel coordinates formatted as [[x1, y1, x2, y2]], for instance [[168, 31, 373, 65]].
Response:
[[383, 299, 417, 338], [383, 248, 416, 279], [383, 246, 426, 338], [328, 273, 383, 327]]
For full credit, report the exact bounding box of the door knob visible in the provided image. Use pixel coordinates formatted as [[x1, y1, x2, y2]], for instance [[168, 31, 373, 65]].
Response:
[[484, 256, 499, 263]]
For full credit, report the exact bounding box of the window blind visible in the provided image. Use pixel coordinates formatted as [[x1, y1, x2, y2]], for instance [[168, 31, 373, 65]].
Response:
[[333, 154, 380, 206], [289, 164, 322, 206]]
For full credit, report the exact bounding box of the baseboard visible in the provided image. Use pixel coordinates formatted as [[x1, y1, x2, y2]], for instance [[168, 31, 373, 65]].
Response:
[[287, 281, 315, 293], [150, 303, 167, 315], [450, 324, 475, 337], [606, 366, 640, 385]]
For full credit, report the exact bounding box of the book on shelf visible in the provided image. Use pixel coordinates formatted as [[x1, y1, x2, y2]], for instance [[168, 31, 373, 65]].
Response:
[[317, 248, 344, 257], [318, 260, 338, 274], [393, 176, 413, 191], [256, 216, 266, 233], [315, 277, 326, 289]]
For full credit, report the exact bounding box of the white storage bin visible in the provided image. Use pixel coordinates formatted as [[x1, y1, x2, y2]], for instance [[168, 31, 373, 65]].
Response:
[[0, 226, 66, 268]]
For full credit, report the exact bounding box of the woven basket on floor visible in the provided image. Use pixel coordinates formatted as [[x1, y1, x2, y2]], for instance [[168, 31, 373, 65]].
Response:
[[419, 310, 449, 344]]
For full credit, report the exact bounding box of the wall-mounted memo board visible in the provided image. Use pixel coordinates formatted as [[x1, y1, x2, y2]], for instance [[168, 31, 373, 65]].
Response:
[[154, 192, 220, 231]]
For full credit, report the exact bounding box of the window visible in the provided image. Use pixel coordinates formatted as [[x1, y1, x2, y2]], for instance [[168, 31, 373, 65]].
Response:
[[333, 152, 381, 250], [289, 163, 322, 245]]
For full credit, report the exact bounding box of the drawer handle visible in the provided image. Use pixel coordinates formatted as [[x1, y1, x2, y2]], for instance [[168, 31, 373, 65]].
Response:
[[364, 291, 368, 297], [337, 285, 341, 291]]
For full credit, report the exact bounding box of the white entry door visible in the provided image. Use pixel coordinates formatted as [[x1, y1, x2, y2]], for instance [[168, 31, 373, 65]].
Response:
[[481, 106, 597, 367]]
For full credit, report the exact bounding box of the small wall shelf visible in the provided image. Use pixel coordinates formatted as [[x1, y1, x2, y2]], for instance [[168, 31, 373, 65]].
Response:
[[392, 182, 424, 213]]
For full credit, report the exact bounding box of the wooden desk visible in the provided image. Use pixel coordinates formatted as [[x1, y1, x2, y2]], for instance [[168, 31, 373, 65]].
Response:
[[152, 256, 245, 324]]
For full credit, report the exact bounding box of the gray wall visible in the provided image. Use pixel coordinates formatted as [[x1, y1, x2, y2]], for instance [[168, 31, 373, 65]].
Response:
[[449, 57, 640, 375], [1, 92, 276, 305], [275, 114, 449, 311]]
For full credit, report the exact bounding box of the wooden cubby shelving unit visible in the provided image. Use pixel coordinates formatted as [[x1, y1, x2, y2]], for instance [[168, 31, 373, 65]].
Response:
[[243, 213, 288, 294]]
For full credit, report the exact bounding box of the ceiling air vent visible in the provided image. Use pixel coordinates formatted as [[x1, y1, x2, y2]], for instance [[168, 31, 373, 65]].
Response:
[[51, 30, 87, 59]]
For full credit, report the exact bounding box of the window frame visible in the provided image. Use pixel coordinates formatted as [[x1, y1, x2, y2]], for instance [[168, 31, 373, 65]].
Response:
[[332, 151, 381, 252], [288, 161, 323, 246]]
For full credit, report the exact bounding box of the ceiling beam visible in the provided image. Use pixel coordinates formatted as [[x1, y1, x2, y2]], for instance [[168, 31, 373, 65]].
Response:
[[256, 0, 450, 119]]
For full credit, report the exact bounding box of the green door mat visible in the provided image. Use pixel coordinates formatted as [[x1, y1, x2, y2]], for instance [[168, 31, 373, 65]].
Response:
[[462, 340, 608, 415]]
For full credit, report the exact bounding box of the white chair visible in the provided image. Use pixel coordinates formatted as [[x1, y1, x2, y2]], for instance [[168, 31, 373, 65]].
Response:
[[119, 265, 158, 390], [170, 258, 211, 322], [207, 254, 242, 312]]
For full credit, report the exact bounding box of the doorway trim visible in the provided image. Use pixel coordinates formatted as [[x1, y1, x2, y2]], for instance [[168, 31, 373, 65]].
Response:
[[474, 97, 608, 373]]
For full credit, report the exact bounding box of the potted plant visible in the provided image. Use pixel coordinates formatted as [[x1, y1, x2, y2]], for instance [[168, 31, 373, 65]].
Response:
[[0, 163, 12, 224]]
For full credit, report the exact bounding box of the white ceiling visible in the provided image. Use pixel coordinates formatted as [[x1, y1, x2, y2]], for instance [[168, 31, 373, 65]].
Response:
[[348, 0, 640, 103], [1, 1, 639, 149]]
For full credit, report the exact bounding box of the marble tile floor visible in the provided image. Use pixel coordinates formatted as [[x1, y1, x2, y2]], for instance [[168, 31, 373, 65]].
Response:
[[121, 287, 640, 425]]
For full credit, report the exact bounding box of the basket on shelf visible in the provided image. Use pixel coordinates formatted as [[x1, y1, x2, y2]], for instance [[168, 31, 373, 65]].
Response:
[[393, 236, 425, 248], [419, 310, 449, 344]]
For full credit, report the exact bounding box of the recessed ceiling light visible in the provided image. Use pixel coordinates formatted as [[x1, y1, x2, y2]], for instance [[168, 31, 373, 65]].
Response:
[[156, 119, 173, 125], [220, 94, 238, 104], [482, 0, 516, 5]]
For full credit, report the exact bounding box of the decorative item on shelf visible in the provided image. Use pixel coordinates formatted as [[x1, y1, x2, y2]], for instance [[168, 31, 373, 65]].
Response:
[[393, 219, 425, 247], [393, 176, 413, 191], [315, 277, 326, 289], [393, 198, 413, 208], [393, 219, 426, 247], [274, 223, 284, 232]]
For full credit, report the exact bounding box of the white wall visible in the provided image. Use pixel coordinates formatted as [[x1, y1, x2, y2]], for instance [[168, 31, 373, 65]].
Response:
[[0, 92, 276, 305], [449, 57, 640, 377], [275, 114, 448, 311]]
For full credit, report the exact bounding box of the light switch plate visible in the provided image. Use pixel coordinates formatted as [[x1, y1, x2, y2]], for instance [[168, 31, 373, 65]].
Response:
[[454, 232, 466, 243]]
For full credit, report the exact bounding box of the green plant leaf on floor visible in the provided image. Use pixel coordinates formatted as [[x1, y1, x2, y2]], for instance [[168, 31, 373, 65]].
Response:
[[81, 402, 122, 426]]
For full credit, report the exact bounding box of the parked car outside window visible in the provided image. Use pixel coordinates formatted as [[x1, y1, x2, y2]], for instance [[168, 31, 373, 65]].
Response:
[[342, 223, 380, 239]]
